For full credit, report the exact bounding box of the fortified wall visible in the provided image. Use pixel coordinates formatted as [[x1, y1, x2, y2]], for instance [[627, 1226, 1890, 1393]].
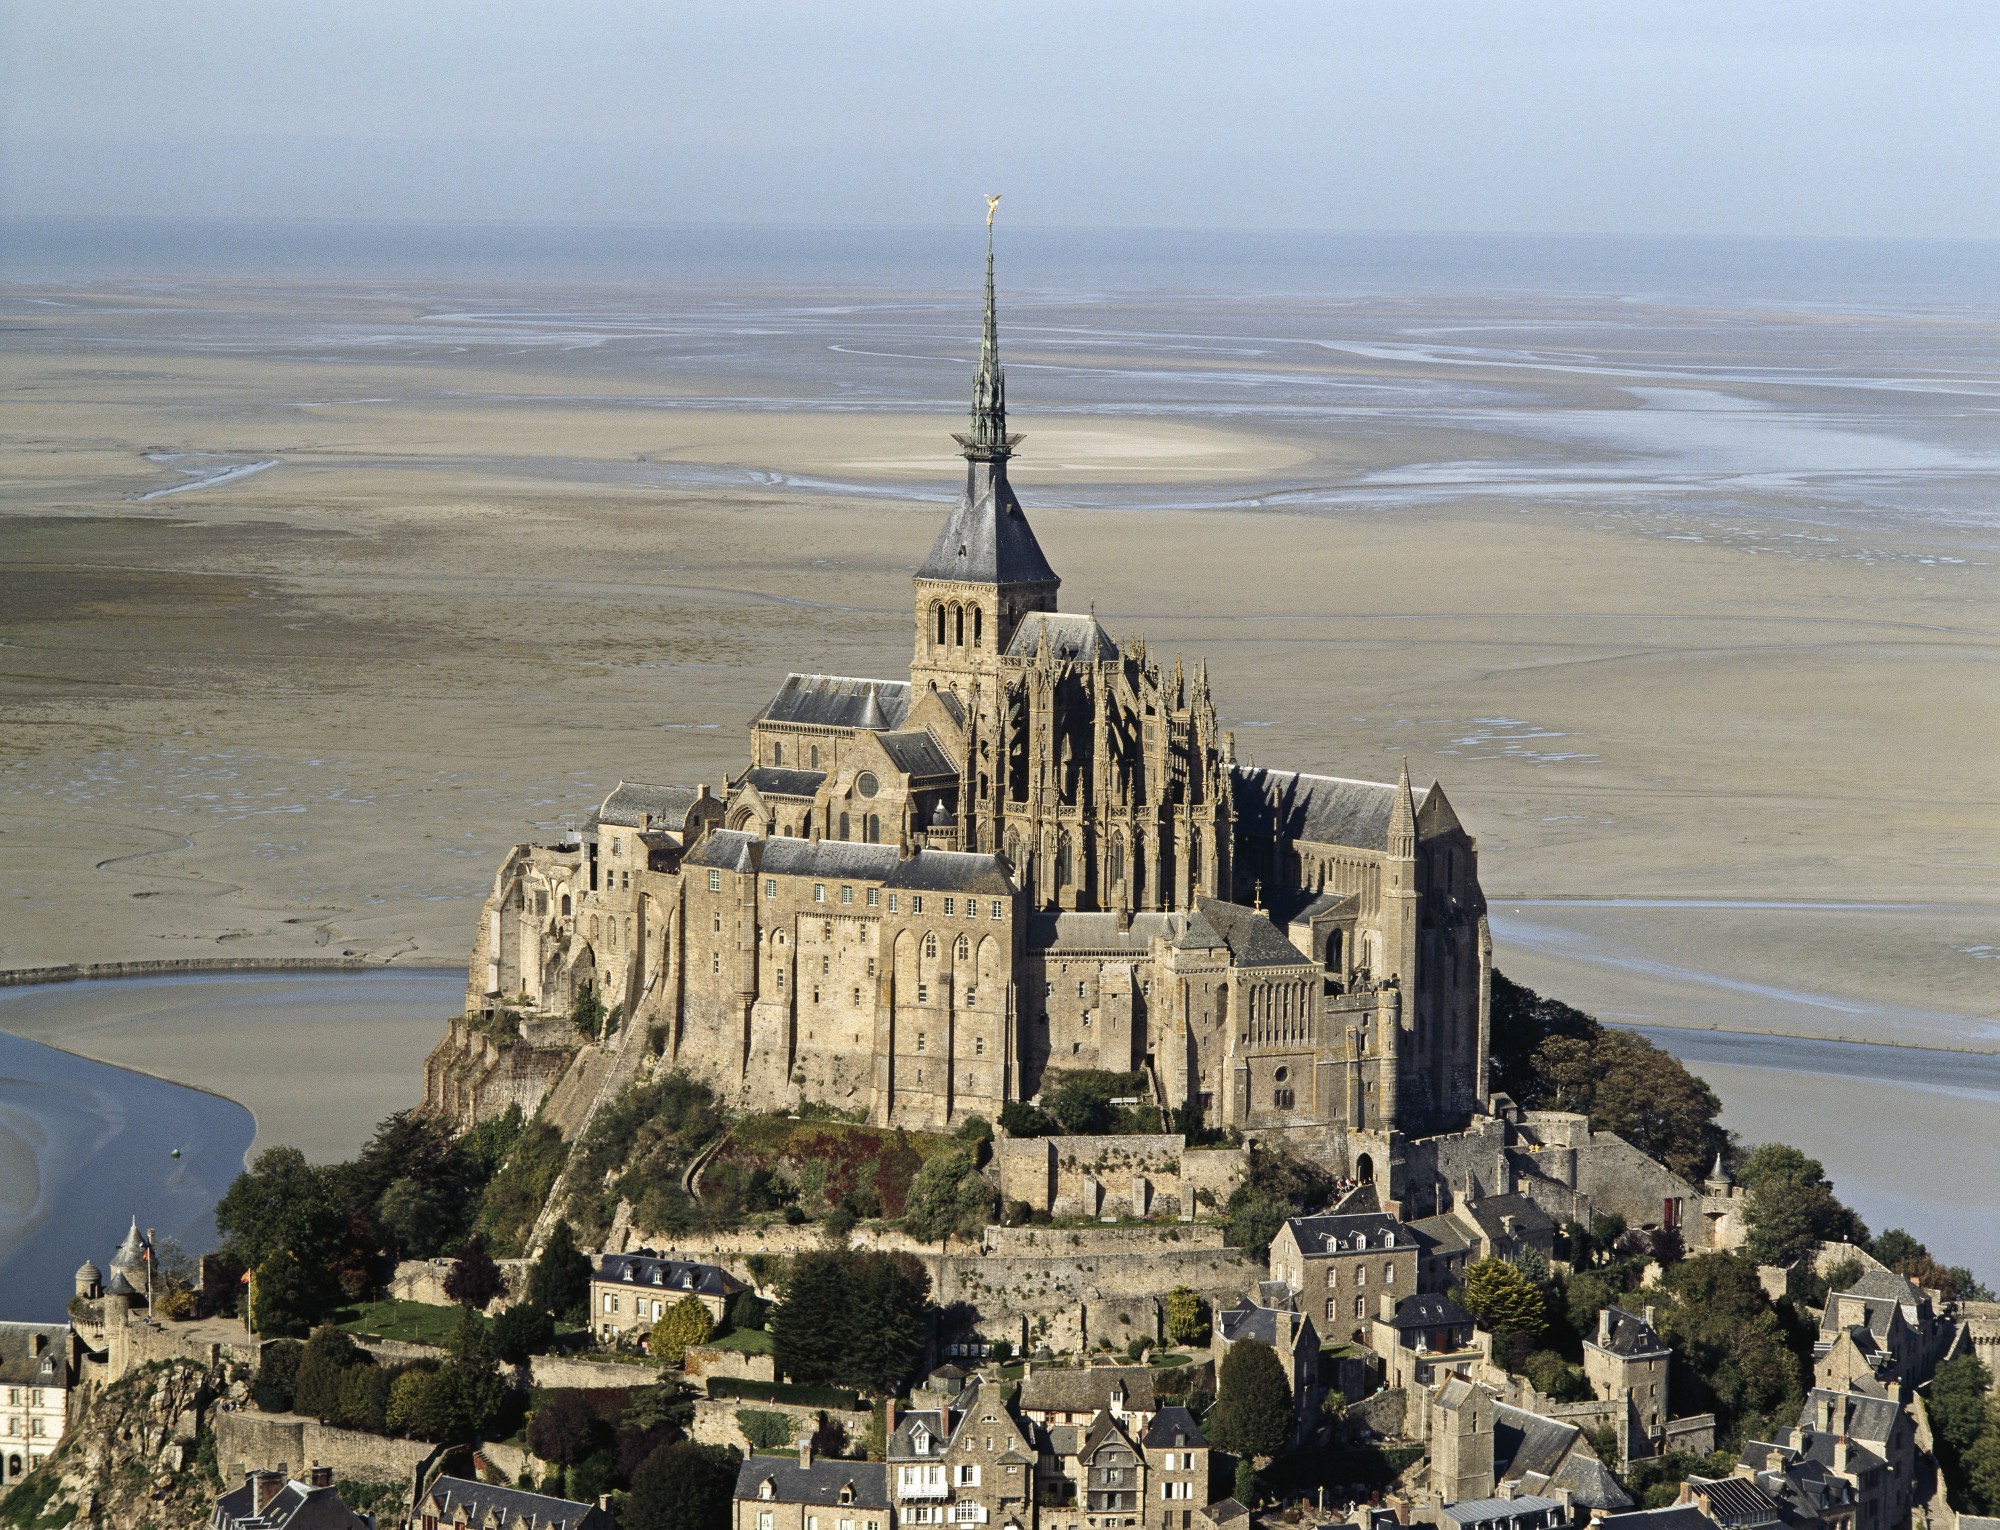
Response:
[[992, 1134, 1250, 1220]]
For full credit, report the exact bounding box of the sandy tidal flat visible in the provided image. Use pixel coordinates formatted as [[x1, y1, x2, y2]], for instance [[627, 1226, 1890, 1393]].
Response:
[[0, 275, 1996, 1185]]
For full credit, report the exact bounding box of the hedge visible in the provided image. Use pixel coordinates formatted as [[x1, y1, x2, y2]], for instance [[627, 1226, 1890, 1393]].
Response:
[[706, 1377, 862, 1411]]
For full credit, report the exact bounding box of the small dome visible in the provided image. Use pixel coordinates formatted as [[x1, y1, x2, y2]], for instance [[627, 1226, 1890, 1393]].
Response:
[[76, 1259, 102, 1282]]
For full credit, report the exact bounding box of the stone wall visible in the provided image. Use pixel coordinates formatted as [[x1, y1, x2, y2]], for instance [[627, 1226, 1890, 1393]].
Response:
[[529, 1355, 667, 1391], [421, 1016, 573, 1131], [980, 1223, 1228, 1256], [214, 1408, 433, 1487], [992, 1134, 1248, 1220], [689, 1397, 873, 1454], [386, 1257, 531, 1308], [685, 1344, 778, 1385]]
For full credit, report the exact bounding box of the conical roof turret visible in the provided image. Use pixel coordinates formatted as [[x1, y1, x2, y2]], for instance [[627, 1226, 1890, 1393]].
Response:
[[1388, 757, 1418, 857]]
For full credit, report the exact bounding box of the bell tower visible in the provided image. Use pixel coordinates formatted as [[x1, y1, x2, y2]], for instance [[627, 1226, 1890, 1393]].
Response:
[[911, 206, 1059, 705]]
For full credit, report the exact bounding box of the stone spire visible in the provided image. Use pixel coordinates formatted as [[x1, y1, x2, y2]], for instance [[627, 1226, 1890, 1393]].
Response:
[[1388, 757, 1418, 859], [958, 213, 1014, 462]]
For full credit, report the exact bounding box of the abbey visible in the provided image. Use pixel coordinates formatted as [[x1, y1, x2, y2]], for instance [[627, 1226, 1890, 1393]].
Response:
[[457, 232, 1492, 1166]]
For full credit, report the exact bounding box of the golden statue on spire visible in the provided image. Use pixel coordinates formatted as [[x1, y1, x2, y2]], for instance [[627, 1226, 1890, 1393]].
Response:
[[985, 193, 1002, 228]]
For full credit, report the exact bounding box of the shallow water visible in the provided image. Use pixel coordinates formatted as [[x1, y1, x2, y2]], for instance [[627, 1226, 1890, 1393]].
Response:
[[0, 1030, 253, 1320]]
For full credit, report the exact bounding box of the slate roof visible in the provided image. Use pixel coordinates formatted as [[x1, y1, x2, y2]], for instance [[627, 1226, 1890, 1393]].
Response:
[[1176, 897, 1311, 968], [1081, 1409, 1141, 1459], [882, 849, 1016, 894], [212, 1478, 373, 1530], [1684, 1476, 1785, 1527], [1284, 1211, 1407, 1256], [422, 1474, 612, 1530], [1598, 1510, 1718, 1530], [1493, 1403, 1633, 1510], [1439, 1495, 1567, 1527], [0, 1323, 67, 1387], [888, 1405, 955, 1460], [742, 766, 828, 799], [1408, 1214, 1473, 1256], [1217, 1299, 1312, 1350], [594, 1253, 741, 1299], [1007, 611, 1116, 663], [1800, 1387, 1902, 1446], [1028, 910, 1186, 953], [1738, 1447, 1860, 1521], [1328, 1182, 1383, 1216], [1018, 1365, 1156, 1417], [1462, 1194, 1559, 1242], [757, 839, 903, 881], [1232, 767, 1420, 852], [1142, 1406, 1208, 1450], [1592, 1306, 1669, 1358], [757, 674, 912, 731], [735, 1457, 891, 1510], [599, 781, 705, 829], [879, 730, 958, 779], [1203, 1500, 1250, 1528], [1385, 1293, 1473, 1331], [916, 458, 1060, 587], [685, 830, 758, 872]]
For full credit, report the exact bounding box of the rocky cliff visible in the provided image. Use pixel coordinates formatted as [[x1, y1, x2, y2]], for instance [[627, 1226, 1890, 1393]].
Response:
[[0, 1361, 218, 1530]]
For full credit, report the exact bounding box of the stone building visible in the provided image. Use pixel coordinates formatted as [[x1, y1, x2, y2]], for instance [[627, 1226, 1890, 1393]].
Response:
[[736, 1451, 892, 1530], [448, 224, 1492, 1164], [416, 1474, 615, 1530], [1211, 1299, 1322, 1446], [1267, 1202, 1423, 1345], [0, 1322, 69, 1493], [889, 1375, 1039, 1530], [1583, 1307, 1672, 1457], [590, 1252, 743, 1342]]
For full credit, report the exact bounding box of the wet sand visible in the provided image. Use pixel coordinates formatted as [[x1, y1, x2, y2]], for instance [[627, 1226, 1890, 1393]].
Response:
[[0, 276, 1996, 1202]]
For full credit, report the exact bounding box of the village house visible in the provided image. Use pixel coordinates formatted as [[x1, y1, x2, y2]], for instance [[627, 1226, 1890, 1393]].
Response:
[[1818, 1271, 1949, 1389], [415, 1475, 612, 1530], [1371, 1294, 1483, 1391], [1212, 1299, 1321, 1446], [211, 1467, 370, 1529], [590, 1252, 743, 1341], [1583, 1307, 1671, 1456], [887, 1376, 1038, 1530], [1266, 1199, 1422, 1347], [735, 1447, 892, 1530], [0, 1321, 71, 1491], [1730, 1442, 1866, 1530], [1141, 1408, 1210, 1530]]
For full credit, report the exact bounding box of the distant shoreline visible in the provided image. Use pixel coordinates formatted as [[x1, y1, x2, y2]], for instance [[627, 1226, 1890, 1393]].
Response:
[[0, 956, 465, 988]]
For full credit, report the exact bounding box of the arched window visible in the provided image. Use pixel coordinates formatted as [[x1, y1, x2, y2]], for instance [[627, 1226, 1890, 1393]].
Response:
[[934, 603, 946, 645], [1326, 929, 1343, 972], [772, 741, 783, 765], [865, 813, 880, 843], [955, 935, 969, 960], [1189, 833, 1201, 882], [560, 893, 572, 916], [972, 606, 983, 647], [624, 916, 633, 945], [589, 915, 600, 939], [810, 743, 820, 769], [838, 812, 851, 840], [1109, 836, 1124, 888], [1056, 831, 1072, 889], [924, 933, 938, 960]]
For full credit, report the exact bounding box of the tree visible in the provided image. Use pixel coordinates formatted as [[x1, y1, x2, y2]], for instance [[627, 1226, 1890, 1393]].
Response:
[[902, 1149, 997, 1244], [387, 1366, 442, 1438], [572, 985, 609, 1042], [956, 1115, 993, 1144], [1232, 1459, 1261, 1508], [446, 1244, 506, 1309], [1166, 1287, 1209, 1345], [1738, 1145, 1868, 1266], [1045, 1073, 1120, 1134], [651, 1296, 716, 1364], [529, 1220, 593, 1322], [1460, 1258, 1548, 1340], [220, 1149, 349, 1329], [1522, 1350, 1591, 1403], [294, 1327, 367, 1422], [771, 1248, 929, 1394], [626, 1440, 742, 1530], [491, 1303, 557, 1365], [738, 1409, 794, 1451], [1968, 1430, 2000, 1516], [1224, 1147, 1334, 1252], [1563, 1271, 1616, 1338], [530, 1390, 608, 1466], [1208, 1339, 1293, 1459], [1928, 1356, 1992, 1458], [1650, 1253, 1803, 1434], [253, 1339, 303, 1413], [998, 1100, 1051, 1138]]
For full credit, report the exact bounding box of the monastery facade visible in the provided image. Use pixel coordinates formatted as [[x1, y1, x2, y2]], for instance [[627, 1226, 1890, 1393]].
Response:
[[458, 232, 1492, 1161]]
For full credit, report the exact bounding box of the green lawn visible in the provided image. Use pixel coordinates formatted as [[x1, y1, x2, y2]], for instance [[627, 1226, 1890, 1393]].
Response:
[[331, 1299, 479, 1347], [710, 1327, 774, 1355], [1152, 1351, 1193, 1368]]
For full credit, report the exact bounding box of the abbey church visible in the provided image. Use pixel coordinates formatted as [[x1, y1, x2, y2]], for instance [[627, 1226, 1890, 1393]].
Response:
[[458, 232, 1492, 1169]]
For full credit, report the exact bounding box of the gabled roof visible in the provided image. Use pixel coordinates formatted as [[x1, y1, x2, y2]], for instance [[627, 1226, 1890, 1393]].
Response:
[[758, 839, 903, 882], [0, 1323, 67, 1387], [685, 830, 758, 872], [916, 459, 1060, 588], [420, 1475, 610, 1530], [1599, 1509, 1718, 1530], [1440, 1495, 1567, 1526], [1007, 611, 1115, 663], [1018, 1365, 1155, 1417], [878, 730, 958, 779], [882, 849, 1016, 894], [594, 1253, 742, 1297], [1493, 1403, 1632, 1510], [1028, 910, 1186, 954], [1142, 1406, 1208, 1450], [1283, 1211, 1406, 1256], [733, 1458, 890, 1511], [1217, 1299, 1313, 1350], [757, 674, 912, 731], [1408, 1214, 1473, 1256], [1461, 1194, 1558, 1241], [1232, 767, 1421, 853], [1179, 897, 1310, 968], [1080, 1408, 1141, 1460], [599, 781, 706, 830], [1386, 1293, 1473, 1330], [1590, 1306, 1669, 1359], [212, 1479, 373, 1530], [1684, 1475, 1785, 1526], [742, 766, 828, 800]]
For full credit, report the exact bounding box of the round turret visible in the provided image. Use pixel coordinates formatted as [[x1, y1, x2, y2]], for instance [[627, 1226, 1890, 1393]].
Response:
[[75, 1259, 103, 1301]]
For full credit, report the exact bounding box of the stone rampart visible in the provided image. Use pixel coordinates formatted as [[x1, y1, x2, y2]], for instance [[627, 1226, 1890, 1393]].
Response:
[[690, 1396, 872, 1454], [992, 1135, 1249, 1220], [686, 1343, 777, 1385], [214, 1407, 433, 1486], [0, 956, 406, 986], [529, 1354, 666, 1390], [422, 1017, 572, 1131], [386, 1257, 531, 1308], [979, 1223, 1228, 1256]]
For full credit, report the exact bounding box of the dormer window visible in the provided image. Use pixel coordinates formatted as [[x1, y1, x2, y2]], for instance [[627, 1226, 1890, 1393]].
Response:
[[761, 1479, 776, 1500], [841, 1485, 856, 1505]]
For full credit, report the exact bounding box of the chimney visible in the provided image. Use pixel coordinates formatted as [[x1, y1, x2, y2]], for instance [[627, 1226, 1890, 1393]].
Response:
[[1819, 1395, 1836, 1433], [1643, 1305, 1656, 1330], [799, 1432, 815, 1470], [1833, 1439, 1849, 1476], [602, 1495, 615, 1512], [1597, 1309, 1613, 1347], [253, 1470, 285, 1513], [309, 1464, 332, 1490], [1765, 1450, 1787, 1473], [886, 1400, 898, 1439], [31, 1333, 46, 1356]]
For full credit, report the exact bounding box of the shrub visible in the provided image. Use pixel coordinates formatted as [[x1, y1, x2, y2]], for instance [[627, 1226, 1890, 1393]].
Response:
[[626, 1440, 743, 1530], [1165, 1287, 1208, 1345], [530, 1390, 608, 1467], [651, 1296, 716, 1365], [445, 1244, 505, 1309], [491, 1304, 557, 1366], [1460, 1259, 1548, 1340], [737, 1408, 794, 1451]]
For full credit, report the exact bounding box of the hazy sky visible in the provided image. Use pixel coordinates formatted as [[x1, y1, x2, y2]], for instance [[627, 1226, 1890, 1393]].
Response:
[[6, 0, 2000, 238]]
